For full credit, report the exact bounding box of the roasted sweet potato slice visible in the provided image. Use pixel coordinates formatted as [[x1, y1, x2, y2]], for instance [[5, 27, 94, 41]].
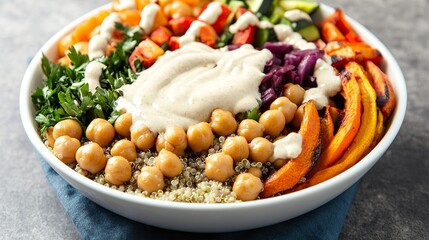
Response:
[[321, 22, 346, 43], [325, 41, 383, 67], [294, 62, 377, 189], [365, 60, 396, 119], [320, 105, 335, 152], [320, 8, 361, 43], [308, 71, 361, 176], [260, 101, 321, 198]]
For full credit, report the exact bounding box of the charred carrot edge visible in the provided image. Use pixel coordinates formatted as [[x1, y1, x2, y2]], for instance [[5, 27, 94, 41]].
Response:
[[365, 60, 397, 119], [321, 9, 362, 43], [325, 41, 383, 67], [294, 61, 377, 190], [260, 101, 321, 198], [307, 73, 362, 177], [321, 22, 346, 43], [320, 105, 335, 152]]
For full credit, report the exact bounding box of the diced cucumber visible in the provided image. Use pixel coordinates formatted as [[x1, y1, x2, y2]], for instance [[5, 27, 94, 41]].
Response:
[[279, 17, 292, 27], [279, 0, 319, 14], [297, 24, 320, 41], [269, 6, 285, 24], [246, 0, 275, 15], [291, 19, 313, 31]]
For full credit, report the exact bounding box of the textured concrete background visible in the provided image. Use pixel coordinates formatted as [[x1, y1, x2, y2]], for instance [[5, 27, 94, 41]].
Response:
[[1, 0, 427, 239]]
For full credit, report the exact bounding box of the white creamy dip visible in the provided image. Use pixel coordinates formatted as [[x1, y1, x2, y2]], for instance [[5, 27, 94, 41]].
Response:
[[273, 24, 316, 50], [115, 42, 273, 132], [198, 2, 222, 24], [229, 11, 273, 34], [139, 3, 160, 34], [284, 9, 312, 22], [303, 59, 342, 109], [269, 132, 303, 163], [83, 61, 106, 93], [88, 13, 120, 59]]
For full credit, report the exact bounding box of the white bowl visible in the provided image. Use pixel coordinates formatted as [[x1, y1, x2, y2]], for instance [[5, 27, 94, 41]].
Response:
[[19, 3, 407, 232]]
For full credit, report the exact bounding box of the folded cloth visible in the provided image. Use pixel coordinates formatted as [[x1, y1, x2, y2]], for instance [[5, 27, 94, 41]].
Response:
[[38, 154, 359, 240]]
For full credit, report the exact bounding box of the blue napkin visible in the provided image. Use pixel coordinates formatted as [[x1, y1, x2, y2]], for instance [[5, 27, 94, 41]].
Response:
[[38, 153, 359, 240]]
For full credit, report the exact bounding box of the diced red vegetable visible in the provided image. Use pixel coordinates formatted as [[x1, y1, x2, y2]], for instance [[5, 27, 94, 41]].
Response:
[[232, 26, 257, 45], [150, 26, 173, 46], [168, 17, 196, 36], [200, 3, 232, 34], [129, 38, 165, 72], [199, 24, 218, 48]]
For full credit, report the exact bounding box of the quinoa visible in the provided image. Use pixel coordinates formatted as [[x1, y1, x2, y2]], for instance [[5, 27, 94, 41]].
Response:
[[46, 135, 277, 204]]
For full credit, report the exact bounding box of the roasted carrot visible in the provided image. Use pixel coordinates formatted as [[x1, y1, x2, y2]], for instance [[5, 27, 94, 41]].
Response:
[[325, 41, 383, 67], [307, 72, 361, 176], [365, 60, 396, 119], [320, 105, 335, 152], [366, 109, 384, 154], [321, 9, 361, 43], [260, 101, 321, 198], [294, 62, 377, 190], [321, 22, 346, 42]]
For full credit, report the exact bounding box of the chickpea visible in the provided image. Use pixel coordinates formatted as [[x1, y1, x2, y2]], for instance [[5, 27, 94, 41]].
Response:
[[156, 126, 187, 156], [131, 123, 157, 151], [76, 142, 107, 174], [137, 166, 165, 193], [110, 139, 137, 162], [247, 167, 262, 178], [248, 137, 274, 163], [221, 136, 249, 162], [210, 109, 238, 136], [236, 119, 264, 143], [204, 153, 234, 182], [53, 136, 81, 164], [258, 110, 286, 137], [45, 126, 55, 147], [114, 113, 132, 138], [155, 149, 183, 178], [104, 156, 132, 186], [187, 122, 214, 153], [291, 104, 305, 128], [232, 173, 263, 201], [86, 118, 115, 147], [270, 97, 297, 124], [284, 83, 305, 106], [53, 119, 82, 140]]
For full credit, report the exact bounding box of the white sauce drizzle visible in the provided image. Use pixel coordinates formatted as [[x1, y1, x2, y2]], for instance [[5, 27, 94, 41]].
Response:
[[83, 61, 106, 93], [198, 2, 222, 24], [269, 132, 303, 163], [284, 9, 312, 22], [117, 0, 137, 11], [303, 59, 342, 109], [273, 24, 316, 50], [88, 13, 120, 59], [139, 3, 160, 34], [229, 11, 273, 34], [178, 20, 207, 47], [115, 42, 273, 132]]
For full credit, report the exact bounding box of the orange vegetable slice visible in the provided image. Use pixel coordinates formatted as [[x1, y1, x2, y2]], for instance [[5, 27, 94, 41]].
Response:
[[295, 61, 377, 189], [308, 71, 361, 176], [260, 101, 321, 198], [365, 60, 396, 119], [321, 22, 346, 42], [320, 105, 335, 152]]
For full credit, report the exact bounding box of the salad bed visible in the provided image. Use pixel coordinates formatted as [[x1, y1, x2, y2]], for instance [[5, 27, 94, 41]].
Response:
[[31, 0, 396, 202]]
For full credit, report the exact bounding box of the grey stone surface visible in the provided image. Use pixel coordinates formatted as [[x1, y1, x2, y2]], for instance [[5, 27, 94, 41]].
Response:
[[0, 0, 427, 239]]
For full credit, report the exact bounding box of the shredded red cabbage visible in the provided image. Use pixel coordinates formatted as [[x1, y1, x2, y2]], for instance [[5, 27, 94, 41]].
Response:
[[259, 42, 324, 109]]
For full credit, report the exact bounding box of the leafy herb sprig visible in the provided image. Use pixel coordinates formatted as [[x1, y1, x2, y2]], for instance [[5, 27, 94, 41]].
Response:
[[32, 23, 144, 134]]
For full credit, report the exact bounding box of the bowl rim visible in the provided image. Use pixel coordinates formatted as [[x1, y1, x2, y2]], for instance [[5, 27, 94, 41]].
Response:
[[19, 2, 407, 213]]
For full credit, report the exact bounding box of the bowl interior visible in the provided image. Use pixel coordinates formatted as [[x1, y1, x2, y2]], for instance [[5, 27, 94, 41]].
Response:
[[19, 3, 407, 232]]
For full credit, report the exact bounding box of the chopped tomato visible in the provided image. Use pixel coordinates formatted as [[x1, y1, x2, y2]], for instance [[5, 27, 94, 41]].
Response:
[[168, 16, 196, 36], [232, 26, 257, 45], [168, 36, 181, 51]]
